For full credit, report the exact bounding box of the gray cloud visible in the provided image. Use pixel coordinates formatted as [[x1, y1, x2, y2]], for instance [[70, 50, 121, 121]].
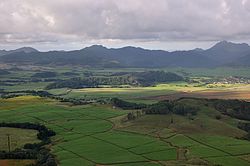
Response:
[[1, 0, 250, 50]]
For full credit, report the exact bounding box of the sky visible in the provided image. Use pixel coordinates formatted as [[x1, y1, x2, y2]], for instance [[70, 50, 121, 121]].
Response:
[[1, 0, 250, 51]]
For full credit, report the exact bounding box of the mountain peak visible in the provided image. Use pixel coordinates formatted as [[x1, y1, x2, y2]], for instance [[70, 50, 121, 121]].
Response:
[[205, 41, 250, 63], [0, 47, 38, 56], [14, 47, 38, 53], [193, 48, 204, 52], [84, 45, 107, 50], [211, 41, 249, 50], [120, 46, 145, 51]]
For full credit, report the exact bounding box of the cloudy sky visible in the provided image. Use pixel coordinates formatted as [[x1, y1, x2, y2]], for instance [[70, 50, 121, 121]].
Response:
[[1, 0, 250, 51]]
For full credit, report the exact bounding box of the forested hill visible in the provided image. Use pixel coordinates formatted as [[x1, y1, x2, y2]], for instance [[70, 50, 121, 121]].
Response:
[[1, 41, 250, 68]]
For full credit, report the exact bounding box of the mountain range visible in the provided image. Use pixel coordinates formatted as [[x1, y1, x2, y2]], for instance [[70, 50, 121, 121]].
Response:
[[1, 41, 250, 68]]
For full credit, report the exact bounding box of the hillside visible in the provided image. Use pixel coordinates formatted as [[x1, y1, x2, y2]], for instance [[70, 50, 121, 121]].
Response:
[[230, 54, 250, 66]]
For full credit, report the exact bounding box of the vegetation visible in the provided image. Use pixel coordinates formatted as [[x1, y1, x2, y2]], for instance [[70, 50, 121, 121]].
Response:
[[112, 98, 199, 116], [45, 76, 136, 89], [0, 94, 250, 165], [238, 122, 250, 132], [1, 66, 250, 166], [31, 72, 57, 78], [45, 71, 183, 89], [1, 90, 53, 99], [132, 71, 184, 86], [0, 127, 39, 151], [212, 99, 250, 120], [0, 122, 56, 166], [144, 100, 174, 114], [111, 98, 147, 110]]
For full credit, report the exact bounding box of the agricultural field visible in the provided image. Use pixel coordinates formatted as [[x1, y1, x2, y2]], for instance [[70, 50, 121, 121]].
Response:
[[0, 96, 250, 166], [59, 83, 250, 102], [2, 1, 250, 165], [2, 66, 250, 103], [0, 127, 39, 151], [0, 67, 250, 165]]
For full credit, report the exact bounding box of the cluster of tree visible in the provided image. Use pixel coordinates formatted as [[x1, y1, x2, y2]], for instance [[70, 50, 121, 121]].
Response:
[[45, 71, 183, 89], [127, 110, 144, 121], [238, 122, 250, 141], [45, 76, 138, 89], [212, 99, 250, 121], [111, 98, 147, 110], [238, 122, 250, 132], [173, 103, 198, 116], [171, 98, 250, 121], [0, 122, 55, 141], [0, 148, 56, 166], [243, 133, 250, 141], [1, 90, 53, 99], [111, 71, 184, 86], [132, 71, 184, 86], [0, 122, 56, 165], [58, 97, 93, 105], [0, 149, 37, 159], [36, 149, 57, 166], [32, 71, 57, 78], [144, 101, 174, 114], [144, 100, 198, 115], [111, 98, 199, 117]]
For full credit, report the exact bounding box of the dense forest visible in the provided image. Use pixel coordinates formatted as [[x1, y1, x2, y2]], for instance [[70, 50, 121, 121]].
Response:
[[45, 71, 184, 89], [211, 99, 250, 121], [132, 71, 184, 86]]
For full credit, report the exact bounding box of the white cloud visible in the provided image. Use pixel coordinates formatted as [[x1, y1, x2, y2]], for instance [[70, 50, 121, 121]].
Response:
[[0, 0, 250, 50]]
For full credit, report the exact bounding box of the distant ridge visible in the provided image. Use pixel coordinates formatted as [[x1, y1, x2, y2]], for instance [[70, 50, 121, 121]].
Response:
[[203, 41, 250, 63], [0, 47, 38, 56], [13, 47, 39, 53], [1, 41, 250, 67]]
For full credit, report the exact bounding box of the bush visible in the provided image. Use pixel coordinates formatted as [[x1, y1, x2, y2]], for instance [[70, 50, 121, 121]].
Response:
[[111, 98, 146, 110], [215, 115, 222, 120]]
